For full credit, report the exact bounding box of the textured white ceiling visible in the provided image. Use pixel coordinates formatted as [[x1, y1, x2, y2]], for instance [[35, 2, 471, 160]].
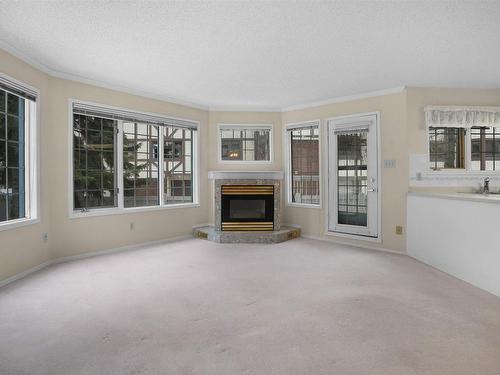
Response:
[[1, 1, 500, 110]]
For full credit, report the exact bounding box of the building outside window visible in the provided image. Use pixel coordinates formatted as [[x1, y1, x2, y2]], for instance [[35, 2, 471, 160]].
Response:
[[286, 121, 320, 205], [123, 122, 159, 208], [73, 114, 117, 209], [426, 106, 500, 172], [163, 126, 193, 204], [428, 127, 465, 170], [470, 127, 500, 171], [0, 74, 38, 227], [71, 101, 198, 215], [218, 124, 272, 162]]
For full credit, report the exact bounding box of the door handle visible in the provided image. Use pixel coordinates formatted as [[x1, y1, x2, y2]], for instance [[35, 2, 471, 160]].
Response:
[[367, 188, 377, 192]]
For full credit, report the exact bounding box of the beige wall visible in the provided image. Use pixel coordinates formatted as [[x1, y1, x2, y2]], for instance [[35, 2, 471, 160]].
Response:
[[282, 92, 409, 253], [3, 45, 500, 283], [0, 49, 52, 281], [47, 78, 210, 259]]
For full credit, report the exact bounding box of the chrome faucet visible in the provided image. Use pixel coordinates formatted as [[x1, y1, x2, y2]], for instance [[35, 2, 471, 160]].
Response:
[[483, 177, 490, 194]]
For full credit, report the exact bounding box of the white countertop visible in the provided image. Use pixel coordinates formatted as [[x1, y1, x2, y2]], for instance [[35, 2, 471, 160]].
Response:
[[408, 191, 500, 204]]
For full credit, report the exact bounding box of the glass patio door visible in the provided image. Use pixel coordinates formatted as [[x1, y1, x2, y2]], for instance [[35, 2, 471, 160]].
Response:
[[328, 114, 379, 237]]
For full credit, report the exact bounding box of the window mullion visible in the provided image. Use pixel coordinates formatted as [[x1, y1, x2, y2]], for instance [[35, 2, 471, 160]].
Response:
[[465, 128, 472, 171], [117, 120, 124, 209], [288, 130, 294, 204], [159, 127, 164, 206], [24, 100, 31, 218]]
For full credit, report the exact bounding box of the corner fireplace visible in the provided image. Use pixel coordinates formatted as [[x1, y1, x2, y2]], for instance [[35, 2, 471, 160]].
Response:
[[221, 185, 274, 231]]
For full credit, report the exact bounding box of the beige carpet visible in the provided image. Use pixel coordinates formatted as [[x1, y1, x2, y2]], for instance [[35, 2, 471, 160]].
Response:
[[1, 238, 499, 375]]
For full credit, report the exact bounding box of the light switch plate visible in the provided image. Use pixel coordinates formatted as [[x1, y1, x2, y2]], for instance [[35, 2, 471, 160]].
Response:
[[384, 159, 396, 168]]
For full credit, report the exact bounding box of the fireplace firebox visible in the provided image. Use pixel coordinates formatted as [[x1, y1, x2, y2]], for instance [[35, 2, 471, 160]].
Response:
[[221, 185, 274, 231]]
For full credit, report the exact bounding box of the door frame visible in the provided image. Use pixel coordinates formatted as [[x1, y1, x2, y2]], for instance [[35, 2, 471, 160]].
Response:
[[324, 112, 382, 242]]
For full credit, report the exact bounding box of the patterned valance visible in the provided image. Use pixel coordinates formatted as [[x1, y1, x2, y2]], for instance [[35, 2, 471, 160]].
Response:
[[425, 106, 500, 128]]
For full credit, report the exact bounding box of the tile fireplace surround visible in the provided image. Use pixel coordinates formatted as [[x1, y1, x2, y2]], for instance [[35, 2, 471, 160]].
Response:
[[193, 171, 301, 243]]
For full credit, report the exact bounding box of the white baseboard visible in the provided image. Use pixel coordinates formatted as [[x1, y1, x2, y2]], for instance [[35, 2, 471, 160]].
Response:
[[192, 223, 211, 229], [1, 230, 405, 289], [282, 223, 301, 228], [299, 233, 405, 256], [0, 260, 52, 288], [52, 235, 192, 265], [0, 235, 193, 289]]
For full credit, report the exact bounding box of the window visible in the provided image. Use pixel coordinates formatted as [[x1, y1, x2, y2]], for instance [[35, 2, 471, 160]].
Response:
[[429, 127, 465, 170], [428, 126, 500, 171], [0, 74, 37, 226], [218, 124, 272, 162], [337, 131, 368, 225], [471, 127, 500, 171], [71, 101, 198, 214], [286, 121, 320, 205], [123, 122, 159, 208], [73, 115, 117, 209], [425, 106, 500, 172], [163, 126, 193, 204]]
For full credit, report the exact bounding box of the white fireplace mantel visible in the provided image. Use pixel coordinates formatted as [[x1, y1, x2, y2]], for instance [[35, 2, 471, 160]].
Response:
[[208, 170, 284, 180]]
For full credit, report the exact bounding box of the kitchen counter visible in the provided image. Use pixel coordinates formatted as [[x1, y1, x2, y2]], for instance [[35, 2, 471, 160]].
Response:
[[408, 191, 500, 204]]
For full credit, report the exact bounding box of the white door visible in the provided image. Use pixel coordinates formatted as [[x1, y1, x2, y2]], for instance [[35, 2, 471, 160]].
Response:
[[328, 114, 379, 237]]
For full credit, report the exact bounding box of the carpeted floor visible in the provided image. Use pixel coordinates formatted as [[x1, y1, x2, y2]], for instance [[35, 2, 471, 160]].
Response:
[[1, 238, 499, 375]]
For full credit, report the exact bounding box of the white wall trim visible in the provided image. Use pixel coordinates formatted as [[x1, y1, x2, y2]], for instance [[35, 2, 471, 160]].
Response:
[[51, 235, 192, 265], [209, 106, 281, 112], [0, 260, 52, 289], [0, 218, 40, 232], [299, 233, 403, 255], [1, 40, 406, 113], [282, 87, 406, 112], [68, 203, 202, 219], [192, 223, 211, 229], [0, 234, 193, 289], [208, 170, 284, 180], [0, 40, 209, 111], [0, 231, 404, 289]]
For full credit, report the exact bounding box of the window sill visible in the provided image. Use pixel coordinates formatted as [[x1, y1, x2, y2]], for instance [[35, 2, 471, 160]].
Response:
[[417, 170, 500, 180], [286, 202, 322, 209], [217, 160, 273, 164], [0, 217, 40, 232], [69, 203, 200, 219]]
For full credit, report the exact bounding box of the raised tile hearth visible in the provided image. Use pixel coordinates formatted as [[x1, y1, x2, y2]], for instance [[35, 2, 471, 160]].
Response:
[[193, 225, 301, 244], [192, 171, 301, 243]]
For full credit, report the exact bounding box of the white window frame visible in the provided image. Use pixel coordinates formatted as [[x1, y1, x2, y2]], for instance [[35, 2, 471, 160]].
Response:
[[425, 126, 500, 177], [424, 105, 500, 180], [324, 112, 382, 243], [0, 72, 40, 231], [68, 99, 200, 219], [217, 123, 273, 164], [284, 120, 322, 208]]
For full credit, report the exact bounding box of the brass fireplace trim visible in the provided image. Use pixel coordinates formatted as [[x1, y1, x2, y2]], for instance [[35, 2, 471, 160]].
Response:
[[221, 185, 274, 195], [222, 221, 274, 231]]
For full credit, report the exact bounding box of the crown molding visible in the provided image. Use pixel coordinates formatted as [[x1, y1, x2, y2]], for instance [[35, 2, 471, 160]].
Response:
[[0, 40, 209, 111], [208, 105, 281, 112], [282, 86, 406, 112], [1, 41, 406, 113]]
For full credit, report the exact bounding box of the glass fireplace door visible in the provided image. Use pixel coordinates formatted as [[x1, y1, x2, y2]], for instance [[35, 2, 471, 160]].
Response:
[[328, 114, 379, 237], [220, 185, 274, 231]]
